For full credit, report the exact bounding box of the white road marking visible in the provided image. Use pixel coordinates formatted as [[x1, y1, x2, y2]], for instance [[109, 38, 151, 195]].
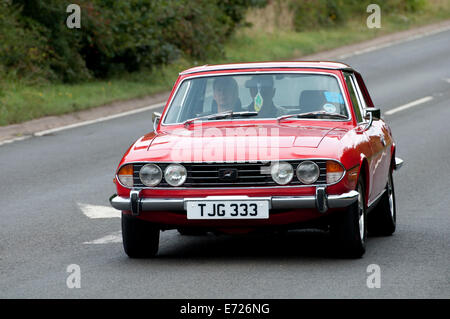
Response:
[[78, 203, 121, 219], [385, 96, 434, 115], [83, 231, 122, 245], [79, 203, 122, 244], [34, 102, 165, 136], [338, 24, 450, 59], [0, 136, 31, 146], [1, 102, 165, 147]]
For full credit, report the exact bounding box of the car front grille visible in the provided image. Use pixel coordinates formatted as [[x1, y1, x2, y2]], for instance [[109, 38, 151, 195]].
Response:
[[132, 161, 327, 188]]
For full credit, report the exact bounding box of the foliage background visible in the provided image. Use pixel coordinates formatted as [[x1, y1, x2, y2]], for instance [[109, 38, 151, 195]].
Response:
[[0, 0, 266, 83], [291, 0, 426, 31], [0, 0, 448, 126]]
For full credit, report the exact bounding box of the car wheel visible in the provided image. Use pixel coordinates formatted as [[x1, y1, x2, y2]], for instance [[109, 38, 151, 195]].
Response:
[[122, 212, 159, 258], [330, 178, 367, 258], [177, 228, 208, 236], [368, 169, 396, 236]]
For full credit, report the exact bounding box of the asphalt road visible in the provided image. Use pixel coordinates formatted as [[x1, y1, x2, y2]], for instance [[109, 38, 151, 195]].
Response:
[[1, 29, 449, 299]]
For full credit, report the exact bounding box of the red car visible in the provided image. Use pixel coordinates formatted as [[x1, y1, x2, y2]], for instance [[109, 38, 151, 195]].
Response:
[[110, 61, 403, 258]]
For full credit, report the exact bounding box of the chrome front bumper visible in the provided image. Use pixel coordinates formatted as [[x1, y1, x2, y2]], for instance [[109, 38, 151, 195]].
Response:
[[110, 187, 359, 216]]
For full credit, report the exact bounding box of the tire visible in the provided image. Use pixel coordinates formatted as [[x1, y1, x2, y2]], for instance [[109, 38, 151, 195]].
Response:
[[177, 228, 208, 236], [330, 178, 367, 258], [122, 213, 160, 258], [368, 170, 396, 236]]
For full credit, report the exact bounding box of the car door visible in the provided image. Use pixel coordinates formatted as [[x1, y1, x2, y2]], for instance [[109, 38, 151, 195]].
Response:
[[351, 72, 390, 205], [344, 72, 379, 205]]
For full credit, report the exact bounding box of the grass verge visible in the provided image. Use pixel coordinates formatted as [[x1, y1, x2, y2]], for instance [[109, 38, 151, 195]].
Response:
[[1, 3, 449, 126]]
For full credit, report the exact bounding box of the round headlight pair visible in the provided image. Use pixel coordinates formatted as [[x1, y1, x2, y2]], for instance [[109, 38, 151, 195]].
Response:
[[296, 161, 320, 184], [270, 161, 320, 185], [270, 162, 294, 185], [139, 164, 187, 187], [164, 164, 187, 187]]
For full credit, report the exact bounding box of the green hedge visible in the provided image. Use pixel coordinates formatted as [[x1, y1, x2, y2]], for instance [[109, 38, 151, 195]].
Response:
[[291, 0, 427, 32], [0, 1, 57, 83], [0, 0, 266, 83]]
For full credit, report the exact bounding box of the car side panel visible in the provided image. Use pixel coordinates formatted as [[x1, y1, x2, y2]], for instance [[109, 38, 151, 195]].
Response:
[[368, 119, 393, 204], [353, 72, 392, 204], [364, 121, 386, 203], [338, 70, 377, 203]]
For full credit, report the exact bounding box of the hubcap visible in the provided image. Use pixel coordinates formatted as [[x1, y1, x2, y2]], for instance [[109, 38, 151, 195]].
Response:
[[358, 186, 365, 242], [388, 176, 394, 219]]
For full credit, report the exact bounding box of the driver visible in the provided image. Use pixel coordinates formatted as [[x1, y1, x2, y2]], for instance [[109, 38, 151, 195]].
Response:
[[213, 77, 242, 113]]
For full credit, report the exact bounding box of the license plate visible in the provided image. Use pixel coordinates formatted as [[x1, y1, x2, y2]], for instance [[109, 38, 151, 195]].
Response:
[[186, 200, 269, 219]]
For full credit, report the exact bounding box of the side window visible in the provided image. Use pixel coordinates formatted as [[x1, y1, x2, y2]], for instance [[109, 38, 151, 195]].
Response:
[[354, 72, 374, 108], [351, 74, 368, 111], [164, 80, 190, 123], [344, 72, 363, 123]]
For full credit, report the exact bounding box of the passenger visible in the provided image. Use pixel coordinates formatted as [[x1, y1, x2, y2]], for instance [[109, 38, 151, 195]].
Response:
[[245, 75, 284, 118]]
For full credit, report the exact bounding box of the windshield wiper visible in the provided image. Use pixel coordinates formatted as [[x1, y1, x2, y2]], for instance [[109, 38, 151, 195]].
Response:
[[183, 111, 232, 127], [228, 111, 259, 118], [183, 111, 258, 127], [277, 111, 348, 122]]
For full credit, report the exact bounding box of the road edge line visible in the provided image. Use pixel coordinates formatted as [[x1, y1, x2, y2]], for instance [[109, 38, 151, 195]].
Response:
[[385, 96, 434, 115], [33, 102, 165, 137], [337, 24, 450, 59]]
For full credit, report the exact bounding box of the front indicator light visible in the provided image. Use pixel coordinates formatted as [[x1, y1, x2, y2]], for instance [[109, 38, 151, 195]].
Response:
[[326, 161, 344, 184], [117, 164, 134, 188]]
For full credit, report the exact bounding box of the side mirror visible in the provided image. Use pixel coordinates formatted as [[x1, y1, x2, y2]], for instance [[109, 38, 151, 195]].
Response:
[[152, 112, 161, 130], [365, 108, 381, 120], [363, 108, 380, 130]]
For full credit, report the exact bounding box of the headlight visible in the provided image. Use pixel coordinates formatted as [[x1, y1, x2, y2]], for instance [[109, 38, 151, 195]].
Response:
[[326, 160, 345, 184], [296, 161, 320, 184], [164, 164, 187, 187], [117, 164, 133, 188], [139, 164, 162, 187], [270, 162, 294, 185]]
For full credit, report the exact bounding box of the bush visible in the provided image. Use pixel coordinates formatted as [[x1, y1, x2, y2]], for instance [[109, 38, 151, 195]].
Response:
[[0, 0, 267, 83], [291, 0, 428, 32], [387, 0, 427, 12], [292, 0, 348, 32], [10, 0, 93, 82], [216, 0, 268, 35], [0, 0, 58, 83]]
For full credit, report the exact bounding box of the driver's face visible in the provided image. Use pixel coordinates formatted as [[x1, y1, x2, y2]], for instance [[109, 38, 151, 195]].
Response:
[[214, 84, 236, 108]]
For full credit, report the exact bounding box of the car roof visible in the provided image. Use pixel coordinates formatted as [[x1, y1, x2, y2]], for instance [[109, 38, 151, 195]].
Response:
[[180, 61, 354, 75]]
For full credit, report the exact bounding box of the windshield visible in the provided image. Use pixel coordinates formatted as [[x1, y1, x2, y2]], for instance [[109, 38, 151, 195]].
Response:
[[163, 73, 349, 124]]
